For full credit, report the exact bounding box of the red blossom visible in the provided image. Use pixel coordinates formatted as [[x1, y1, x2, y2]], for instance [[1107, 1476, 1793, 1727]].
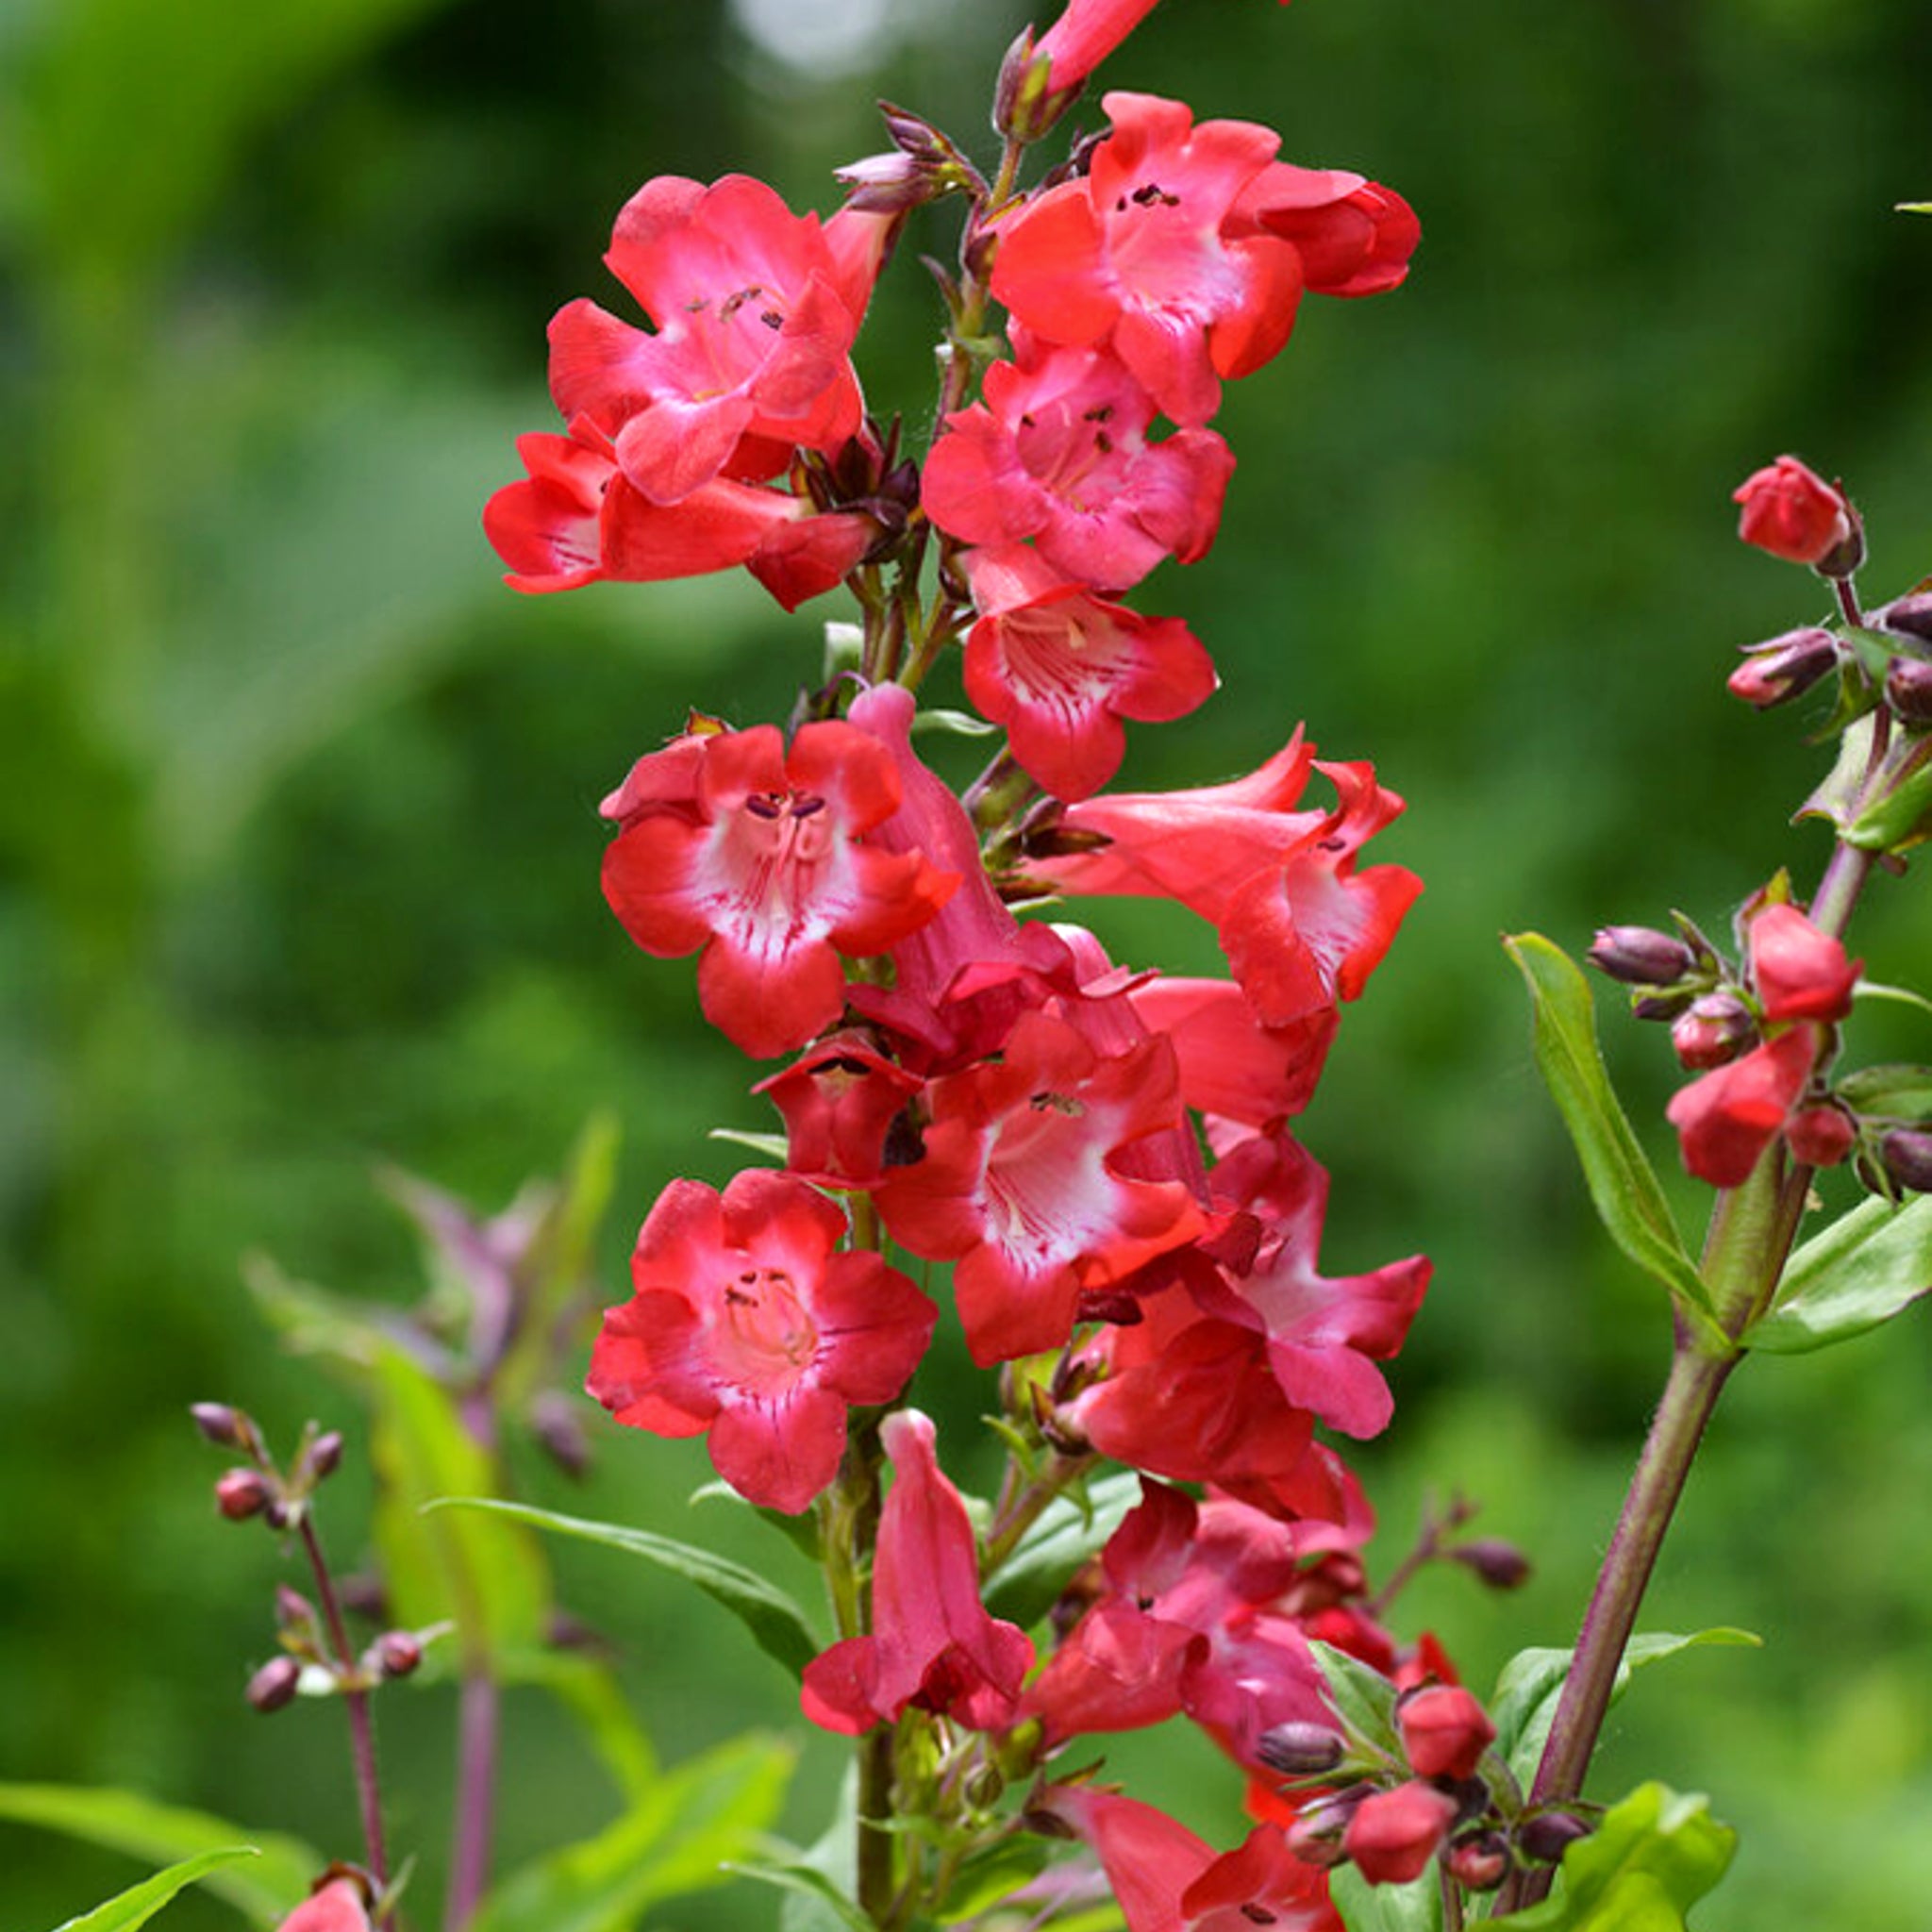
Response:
[[921, 337, 1235, 591], [801, 1409, 1033, 1733], [1732, 456, 1853, 567], [1397, 1684, 1495, 1781], [586, 1172, 935, 1513], [599, 720, 958, 1059], [1665, 1026, 1817, 1188], [962, 544, 1219, 801], [991, 93, 1306, 426], [1238, 166, 1420, 298], [1342, 1782, 1457, 1886], [276, 1882, 374, 1932], [1747, 902, 1859, 1023], [1031, 0, 1164, 93], [753, 1030, 924, 1189]]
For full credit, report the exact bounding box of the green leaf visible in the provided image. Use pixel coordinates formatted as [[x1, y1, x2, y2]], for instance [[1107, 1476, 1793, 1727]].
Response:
[[1491, 1631, 1759, 1790], [932, 1840, 1052, 1923], [1488, 1783, 1736, 1930], [1852, 981, 1932, 1020], [427, 1497, 823, 1679], [53, 1848, 259, 1932], [1836, 1061, 1932, 1118], [471, 1733, 792, 1932], [368, 1346, 550, 1668], [1307, 1639, 1403, 1760], [1902, 201, 1932, 212], [1800, 710, 1881, 825], [0, 1786, 318, 1927], [1329, 1862, 1442, 1932], [725, 1861, 874, 1932], [1504, 935, 1721, 1333], [1845, 738, 1932, 854], [1748, 1194, 1932, 1354], [499, 1650, 658, 1805], [982, 1470, 1141, 1626], [910, 708, 1001, 739]]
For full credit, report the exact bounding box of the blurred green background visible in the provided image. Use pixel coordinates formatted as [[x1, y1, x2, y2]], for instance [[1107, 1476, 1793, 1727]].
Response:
[[5, 0, 1932, 1925]]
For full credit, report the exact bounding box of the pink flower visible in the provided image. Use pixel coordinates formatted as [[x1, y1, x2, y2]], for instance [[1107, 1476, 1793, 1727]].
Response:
[[1665, 1026, 1816, 1188], [1238, 165, 1420, 298], [1748, 902, 1859, 1023], [801, 1409, 1034, 1733], [991, 93, 1304, 427], [1733, 456, 1853, 567], [276, 1881, 374, 1932], [961, 545, 1218, 800], [1032, 0, 1164, 93], [599, 720, 958, 1059], [587, 1172, 935, 1513], [483, 420, 874, 610], [874, 1008, 1206, 1363], [1342, 1782, 1457, 1886], [921, 338, 1235, 591], [547, 175, 883, 505]]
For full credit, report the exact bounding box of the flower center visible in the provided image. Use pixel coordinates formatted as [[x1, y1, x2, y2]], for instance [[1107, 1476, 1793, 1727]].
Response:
[[713, 1265, 819, 1386]]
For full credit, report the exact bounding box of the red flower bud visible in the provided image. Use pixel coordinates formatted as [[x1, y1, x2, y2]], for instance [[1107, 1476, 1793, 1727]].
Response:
[[1875, 588, 1932, 642], [1588, 925, 1695, 987], [1885, 657, 1932, 724], [1286, 1784, 1371, 1869], [1449, 1538, 1532, 1591], [1786, 1104, 1856, 1168], [1445, 1830, 1511, 1892], [303, 1431, 344, 1483], [1343, 1780, 1458, 1885], [1727, 626, 1840, 709], [1256, 1721, 1347, 1776], [1397, 1685, 1496, 1781], [1671, 992, 1755, 1071], [1881, 1128, 1932, 1194], [215, 1468, 273, 1521], [247, 1656, 302, 1713], [1732, 457, 1856, 570], [375, 1631, 423, 1679], [190, 1403, 248, 1448]]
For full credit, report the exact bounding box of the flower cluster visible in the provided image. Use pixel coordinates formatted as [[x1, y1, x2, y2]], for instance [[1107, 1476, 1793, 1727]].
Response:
[[485, 0, 1465, 1921]]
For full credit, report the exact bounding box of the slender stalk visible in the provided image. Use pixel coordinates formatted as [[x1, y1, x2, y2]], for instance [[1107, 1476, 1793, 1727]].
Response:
[[298, 1515, 392, 1907], [444, 1671, 499, 1932]]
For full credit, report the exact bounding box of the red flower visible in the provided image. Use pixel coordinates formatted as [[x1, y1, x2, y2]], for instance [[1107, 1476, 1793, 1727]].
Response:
[[276, 1882, 374, 1932], [1665, 1026, 1816, 1188], [1732, 456, 1853, 567], [1125, 977, 1338, 1126], [1748, 902, 1859, 1023], [990, 93, 1305, 426], [586, 1173, 935, 1513], [1238, 166, 1419, 299], [962, 544, 1218, 801], [754, 1030, 923, 1190], [484, 420, 874, 610], [1032, 0, 1164, 93], [1342, 1782, 1457, 1886], [1397, 1684, 1495, 1781], [875, 1008, 1206, 1363], [921, 338, 1235, 591], [801, 1409, 1034, 1733], [600, 720, 958, 1059], [547, 175, 882, 505]]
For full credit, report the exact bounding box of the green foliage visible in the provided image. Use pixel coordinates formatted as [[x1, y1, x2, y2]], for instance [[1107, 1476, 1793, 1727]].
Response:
[[425, 1498, 824, 1680], [1308, 1640, 1405, 1761], [1503, 936, 1722, 1339], [1329, 1864, 1441, 1932], [1748, 1195, 1932, 1354], [469, 1732, 793, 1932], [49, 1848, 259, 1932], [1489, 1784, 1736, 1930], [980, 1469, 1141, 1626], [1491, 1633, 1761, 1792], [0, 1788, 315, 1928]]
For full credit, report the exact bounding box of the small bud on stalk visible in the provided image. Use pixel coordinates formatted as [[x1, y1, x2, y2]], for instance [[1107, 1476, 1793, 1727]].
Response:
[[1880, 1128, 1932, 1194], [247, 1655, 303, 1713], [1397, 1685, 1496, 1781], [1732, 457, 1856, 570], [191, 1403, 250, 1450], [302, 1430, 345, 1485], [1727, 627, 1840, 709], [1343, 1781, 1460, 1885], [1256, 1721, 1347, 1777], [1517, 1810, 1591, 1864], [1445, 1830, 1512, 1892], [1885, 657, 1932, 725], [1588, 925, 1695, 987], [1286, 1784, 1372, 1869], [1785, 1104, 1856, 1168], [1875, 587, 1932, 642], [1672, 993, 1755, 1071], [374, 1631, 423, 1679], [1450, 1537, 1532, 1590], [215, 1468, 274, 1521]]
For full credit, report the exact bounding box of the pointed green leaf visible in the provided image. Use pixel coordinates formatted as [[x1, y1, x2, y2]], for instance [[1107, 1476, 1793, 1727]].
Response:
[[1836, 1062, 1932, 1118], [932, 1840, 1052, 1923], [1307, 1639, 1403, 1760], [1504, 935, 1719, 1330], [1902, 201, 1932, 212], [0, 1785, 318, 1926], [1845, 743, 1932, 854], [1748, 1195, 1932, 1353], [471, 1734, 792, 1932], [499, 1650, 658, 1804], [725, 1861, 875, 1932], [53, 1848, 258, 1932], [1328, 1862, 1442, 1932], [426, 1497, 822, 1679], [1491, 1630, 1759, 1790], [1488, 1783, 1735, 1930], [982, 1470, 1141, 1626]]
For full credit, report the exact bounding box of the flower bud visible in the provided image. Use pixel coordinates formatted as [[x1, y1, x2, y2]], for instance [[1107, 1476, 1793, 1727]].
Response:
[[993, 25, 1074, 144], [1876, 588, 1932, 643], [1397, 1686, 1496, 1781], [1517, 1810, 1591, 1864], [1285, 1784, 1371, 1869], [303, 1430, 344, 1484], [1733, 457, 1854, 569], [1256, 1722, 1347, 1777], [1445, 1830, 1511, 1892], [190, 1402, 248, 1449], [1785, 1104, 1856, 1169], [531, 1391, 592, 1480], [1588, 925, 1695, 987], [275, 1584, 318, 1629], [1880, 1128, 1932, 1194], [1343, 1781, 1459, 1886], [215, 1468, 273, 1521], [1727, 627, 1839, 709], [1672, 992, 1755, 1071], [1449, 1538, 1532, 1591], [1632, 991, 1694, 1023], [375, 1631, 423, 1679], [1885, 657, 1932, 725], [247, 1655, 302, 1713]]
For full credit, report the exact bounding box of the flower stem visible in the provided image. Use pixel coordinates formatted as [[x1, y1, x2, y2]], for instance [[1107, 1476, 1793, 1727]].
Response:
[[444, 1670, 498, 1932], [298, 1514, 392, 1910]]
